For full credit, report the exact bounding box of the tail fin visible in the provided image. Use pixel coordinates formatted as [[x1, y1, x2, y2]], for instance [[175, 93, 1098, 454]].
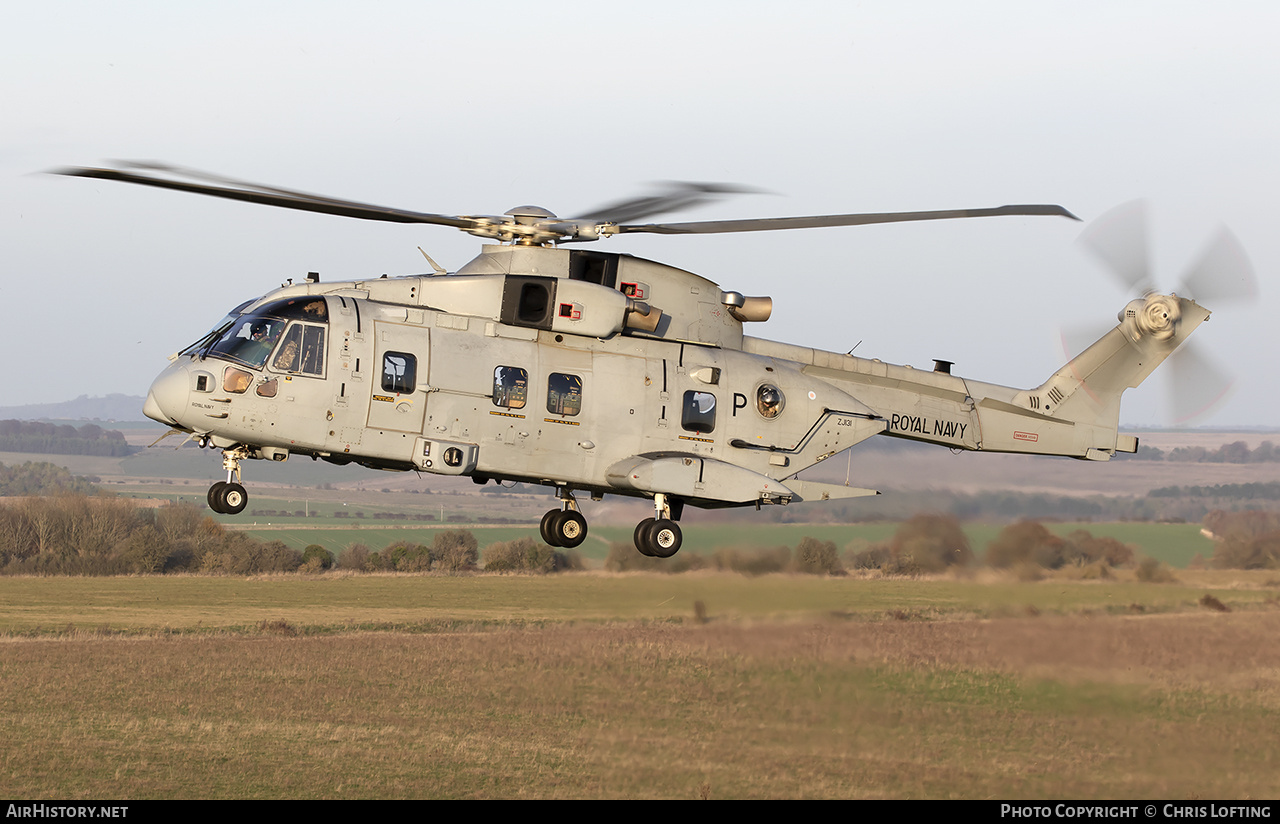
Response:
[[1032, 294, 1210, 430], [973, 294, 1210, 460]]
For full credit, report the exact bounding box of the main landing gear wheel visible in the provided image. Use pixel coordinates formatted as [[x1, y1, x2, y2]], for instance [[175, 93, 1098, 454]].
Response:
[[540, 509, 588, 549], [540, 510, 562, 546], [634, 518, 656, 556], [634, 518, 681, 558]]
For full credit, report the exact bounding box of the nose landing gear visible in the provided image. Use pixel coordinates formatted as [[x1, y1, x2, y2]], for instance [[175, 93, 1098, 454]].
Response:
[[207, 446, 250, 515]]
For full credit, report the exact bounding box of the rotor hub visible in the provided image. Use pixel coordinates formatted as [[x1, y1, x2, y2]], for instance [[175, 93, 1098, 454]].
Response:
[[1121, 293, 1181, 342]]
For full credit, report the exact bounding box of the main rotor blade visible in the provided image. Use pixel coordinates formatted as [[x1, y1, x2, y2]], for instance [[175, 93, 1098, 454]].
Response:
[[611, 204, 1079, 235], [50, 163, 474, 229], [573, 182, 760, 224], [1076, 200, 1153, 295], [1178, 226, 1258, 306]]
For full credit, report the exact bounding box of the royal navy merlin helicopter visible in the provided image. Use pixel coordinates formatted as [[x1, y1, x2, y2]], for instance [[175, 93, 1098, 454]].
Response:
[[55, 162, 1245, 558]]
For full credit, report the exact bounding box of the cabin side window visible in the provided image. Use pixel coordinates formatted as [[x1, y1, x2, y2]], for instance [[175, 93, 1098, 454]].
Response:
[[546, 373, 582, 417], [381, 352, 416, 394], [493, 366, 528, 409], [682, 390, 716, 434]]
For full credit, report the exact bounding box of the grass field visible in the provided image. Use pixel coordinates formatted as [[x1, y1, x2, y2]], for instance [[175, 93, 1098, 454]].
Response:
[[2, 571, 1279, 798], [218, 519, 1213, 568]]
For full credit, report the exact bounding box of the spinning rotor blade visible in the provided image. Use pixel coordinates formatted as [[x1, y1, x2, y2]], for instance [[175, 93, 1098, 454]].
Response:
[[1167, 342, 1234, 425], [1069, 202, 1255, 425], [1076, 200, 1153, 294], [51, 161, 1081, 245], [573, 182, 760, 224], [612, 204, 1079, 236], [1178, 227, 1258, 305], [51, 162, 474, 229]]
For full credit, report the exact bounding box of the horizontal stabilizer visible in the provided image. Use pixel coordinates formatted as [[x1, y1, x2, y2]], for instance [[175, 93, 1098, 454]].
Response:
[[781, 479, 880, 503]]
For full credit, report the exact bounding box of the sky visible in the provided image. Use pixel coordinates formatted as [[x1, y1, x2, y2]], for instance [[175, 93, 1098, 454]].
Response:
[[3, 1, 1277, 428]]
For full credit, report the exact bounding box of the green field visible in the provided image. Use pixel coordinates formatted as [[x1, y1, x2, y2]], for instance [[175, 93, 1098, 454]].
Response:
[[218, 519, 1212, 568], [2, 572, 1279, 799]]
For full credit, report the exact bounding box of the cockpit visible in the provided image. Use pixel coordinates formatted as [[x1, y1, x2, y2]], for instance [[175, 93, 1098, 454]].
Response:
[[183, 296, 329, 377]]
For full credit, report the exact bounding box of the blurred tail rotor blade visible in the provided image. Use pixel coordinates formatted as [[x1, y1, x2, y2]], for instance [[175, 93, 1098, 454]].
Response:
[[1167, 342, 1233, 425], [1058, 321, 1112, 363], [1177, 226, 1258, 306], [1077, 200, 1154, 295]]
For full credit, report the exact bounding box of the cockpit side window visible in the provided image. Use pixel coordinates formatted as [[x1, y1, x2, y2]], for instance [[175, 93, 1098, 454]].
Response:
[[272, 323, 326, 377], [202, 297, 330, 370], [180, 298, 257, 357], [209, 318, 288, 369]]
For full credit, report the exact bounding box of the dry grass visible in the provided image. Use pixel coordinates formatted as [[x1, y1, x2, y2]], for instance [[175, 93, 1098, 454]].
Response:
[[2, 569, 1278, 636], [2, 574, 1280, 798]]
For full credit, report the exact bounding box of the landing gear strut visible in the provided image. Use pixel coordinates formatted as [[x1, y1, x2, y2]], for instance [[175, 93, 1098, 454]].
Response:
[[634, 493, 683, 558], [539, 488, 588, 548], [207, 446, 250, 515]]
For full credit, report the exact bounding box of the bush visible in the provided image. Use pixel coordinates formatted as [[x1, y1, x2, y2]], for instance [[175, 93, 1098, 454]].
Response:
[[605, 541, 707, 572], [709, 545, 789, 575], [482, 537, 582, 573], [337, 543, 371, 570], [986, 521, 1060, 569], [384, 540, 432, 572], [432, 530, 479, 572], [1135, 557, 1177, 583], [886, 514, 973, 573], [301, 544, 334, 571], [219, 536, 303, 574], [1063, 530, 1134, 568], [790, 537, 844, 575], [117, 525, 169, 574], [847, 544, 893, 570], [1212, 532, 1280, 570], [1204, 510, 1280, 569]]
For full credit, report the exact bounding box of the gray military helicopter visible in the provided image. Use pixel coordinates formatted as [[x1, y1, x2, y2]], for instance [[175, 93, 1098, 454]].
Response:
[[56, 162, 1245, 557]]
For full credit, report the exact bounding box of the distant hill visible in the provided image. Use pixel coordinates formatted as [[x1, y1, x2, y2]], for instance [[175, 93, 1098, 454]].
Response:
[[0, 395, 146, 422]]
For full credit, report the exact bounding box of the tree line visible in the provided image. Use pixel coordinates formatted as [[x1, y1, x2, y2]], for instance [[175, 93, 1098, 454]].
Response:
[[1129, 440, 1280, 463], [0, 420, 135, 457], [1, 493, 1272, 575]]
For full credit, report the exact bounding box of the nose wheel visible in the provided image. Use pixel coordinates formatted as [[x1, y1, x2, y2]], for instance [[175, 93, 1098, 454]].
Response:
[[539, 489, 588, 548], [207, 481, 248, 515], [206, 446, 250, 515]]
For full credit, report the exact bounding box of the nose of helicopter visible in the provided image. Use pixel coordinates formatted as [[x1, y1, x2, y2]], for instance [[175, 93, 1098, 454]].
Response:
[[143, 366, 190, 427]]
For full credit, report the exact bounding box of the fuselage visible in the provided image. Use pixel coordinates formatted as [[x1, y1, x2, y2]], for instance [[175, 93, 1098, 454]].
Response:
[[146, 244, 1183, 511]]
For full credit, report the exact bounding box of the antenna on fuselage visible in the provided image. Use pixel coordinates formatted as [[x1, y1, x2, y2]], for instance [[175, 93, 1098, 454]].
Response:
[[418, 247, 447, 276]]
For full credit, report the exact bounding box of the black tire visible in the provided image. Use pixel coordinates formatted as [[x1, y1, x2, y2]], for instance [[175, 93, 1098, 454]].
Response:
[[555, 510, 588, 548], [207, 482, 228, 513], [648, 519, 682, 558], [221, 482, 248, 515], [540, 509, 563, 547], [633, 518, 657, 556]]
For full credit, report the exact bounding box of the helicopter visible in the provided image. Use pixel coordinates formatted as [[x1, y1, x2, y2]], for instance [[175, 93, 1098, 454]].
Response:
[[53, 162, 1239, 557]]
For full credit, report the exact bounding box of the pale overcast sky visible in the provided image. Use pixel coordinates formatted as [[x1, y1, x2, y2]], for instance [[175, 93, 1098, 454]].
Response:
[[3, 1, 1277, 427]]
